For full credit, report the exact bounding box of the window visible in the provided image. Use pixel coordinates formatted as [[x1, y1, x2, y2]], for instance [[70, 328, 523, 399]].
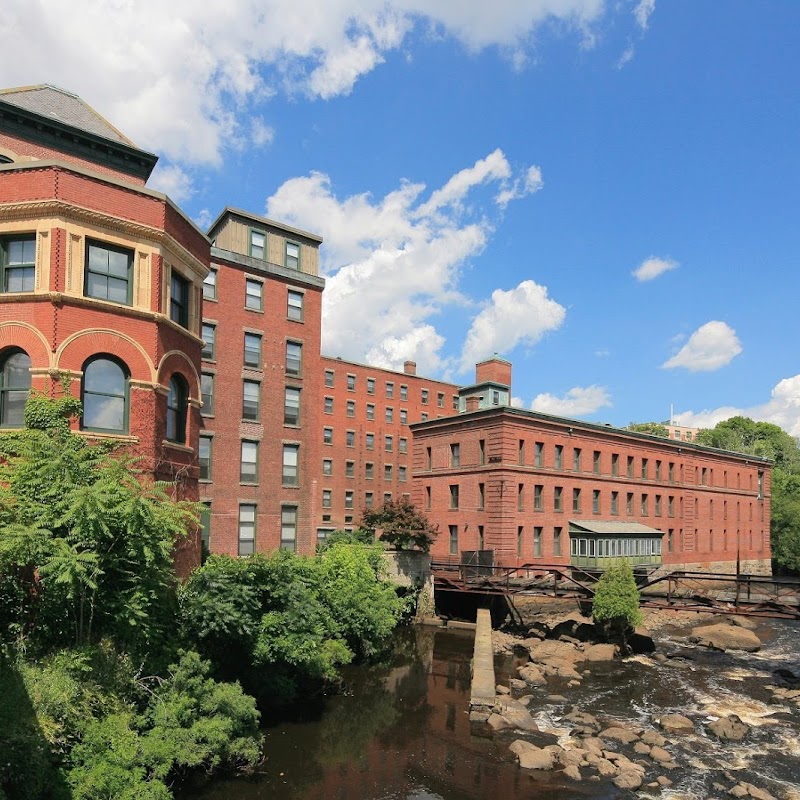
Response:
[[287, 289, 304, 321], [85, 240, 132, 304], [346, 400, 355, 417], [518, 483, 525, 511], [200, 503, 211, 558], [452, 395, 459, 410], [0, 349, 30, 427], [199, 435, 212, 480], [701, 467, 708, 486], [641, 494, 649, 515], [238, 504, 256, 556], [572, 488, 581, 512], [285, 241, 300, 270], [449, 525, 458, 556], [573, 448, 582, 472], [611, 491, 619, 515], [450, 443, 460, 467], [478, 525, 485, 550], [534, 442, 543, 468], [82, 357, 128, 432], [421, 412, 428, 422], [322, 489, 332, 508], [478, 483, 485, 509], [346, 430, 355, 448], [553, 527, 562, 557], [518, 526, 523, 557], [399, 466, 407, 482], [626, 492, 634, 515], [437, 392, 444, 408], [399, 437, 407, 454], [366, 433, 375, 450], [611, 453, 619, 476], [669, 462, 675, 482], [367, 378, 375, 394], [400, 385, 408, 400], [385, 435, 393, 452], [347, 374, 356, 391], [554, 486, 563, 512], [281, 506, 297, 551], [668, 529, 674, 553], [201, 323, 216, 360], [202, 268, 217, 300], [641, 458, 649, 480], [449, 484, 459, 509], [385, 464, 393, 481], [284, 386, 301, 426], [492, 390, 500, 405], [554, 445, 563, 469], [421, 389, 429, 404], [593, 450, 601, 474], [244, 332, 262, 368], [282, 444, 299, 485], [201, 372, 214, 415], [166, 375, 188, 443], [386, 407, 394, 423], [425, 486, 431, 510], [399, 408, 407, 424], [324, 370, 334, 387], [322, 458, 332, 476], [518, 439, 525, 464], [592, 489, 600, 513], [240, 441, 258, 483], [324, 396, 333, 414], [627, 456, 634, 478], [668, 496, 675, 517], [426, 446, 432, 469], [170, 272, 190, 327], [655, 495, 662, 516], [286, 341, 302, 376], [242, 380, 260, 421], [534, 527, 542, 558], [345, 490, 354, 509], [364, 403, 374, 420], [250, 230, 265, 259], [386, 382, 394, 399], [1, 235, 35, 292], [365, 492, 374, 508], [323, 427, 333, 445], [758, 470, 765, 500], [245, 279, 263, 311], [655, 460, 662, 480], [534, 484, 543, 511]]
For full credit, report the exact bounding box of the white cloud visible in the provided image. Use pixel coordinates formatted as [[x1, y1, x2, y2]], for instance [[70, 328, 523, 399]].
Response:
[[147, 163, 195, 204], [250, 117, 275, 147], [265, 151, 547, 374], [617, 44, 635, 69], [0, 1, 641, 169], [675, 374, 800, 438], [459, 280, 566, 371], [632, 255, 678, 281], [662, 321, 742, 372], [530, 385, 612, 417], [634, 0, 656, 30], [495, 165, 544, 207]]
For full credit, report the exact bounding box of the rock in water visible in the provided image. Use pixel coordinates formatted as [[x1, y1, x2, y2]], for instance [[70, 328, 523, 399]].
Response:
[[690, 623, 761, 652], [509, 740, 555, 770], [707, 714, 750, 742], [658, 714, 695, 734]]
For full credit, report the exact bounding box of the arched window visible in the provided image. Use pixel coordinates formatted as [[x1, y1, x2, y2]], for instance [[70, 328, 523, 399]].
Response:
[[82, 357, 128, 433], [166, 375, 188, 444], [0, 349, 31, 427]]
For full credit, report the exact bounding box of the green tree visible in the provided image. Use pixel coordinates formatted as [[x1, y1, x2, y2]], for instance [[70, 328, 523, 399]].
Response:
[[770, 469, 800, 571], [591, 561, 643, 651], [360, 498, 438, 552], [0, 393, 200, 656], [627, 422, 670, 438]]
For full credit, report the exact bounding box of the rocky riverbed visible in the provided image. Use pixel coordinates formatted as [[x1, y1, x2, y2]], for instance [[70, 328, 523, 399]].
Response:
[[481, 601, 800, 799]]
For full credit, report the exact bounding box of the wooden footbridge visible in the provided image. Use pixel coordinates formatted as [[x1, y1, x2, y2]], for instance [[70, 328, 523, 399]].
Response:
[[431, 560, 800, 621]]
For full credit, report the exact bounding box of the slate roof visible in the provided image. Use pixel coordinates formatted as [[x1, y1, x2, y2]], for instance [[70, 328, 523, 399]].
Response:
[[570, 520, 664, 535], [0, 85, 136, 147]]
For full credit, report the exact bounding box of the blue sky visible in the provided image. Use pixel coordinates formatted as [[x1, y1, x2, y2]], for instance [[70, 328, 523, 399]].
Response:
[[3, 1, 799, 432]]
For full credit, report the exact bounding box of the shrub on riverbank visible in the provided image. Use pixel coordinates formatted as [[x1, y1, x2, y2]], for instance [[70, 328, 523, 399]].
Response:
[[591, 561, 643, 651]]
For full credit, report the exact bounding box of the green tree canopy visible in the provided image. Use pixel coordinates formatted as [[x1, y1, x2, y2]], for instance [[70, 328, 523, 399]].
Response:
[[627, 422, 670, 438], [359, 498, 438, 552]]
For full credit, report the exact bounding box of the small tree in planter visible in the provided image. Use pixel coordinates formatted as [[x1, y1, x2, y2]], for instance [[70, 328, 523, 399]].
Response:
[[591, 561, 643, 653], [359, 499, 438, 552]]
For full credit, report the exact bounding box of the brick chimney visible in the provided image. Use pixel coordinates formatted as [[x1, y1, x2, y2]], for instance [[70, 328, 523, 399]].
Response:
[[475, 356, 511, 388], [465, 395, 480, 412], [403, 360, 417, 375]]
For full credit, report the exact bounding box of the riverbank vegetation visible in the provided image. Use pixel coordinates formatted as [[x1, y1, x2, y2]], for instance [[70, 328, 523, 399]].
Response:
[[0, 396, 407, 799]]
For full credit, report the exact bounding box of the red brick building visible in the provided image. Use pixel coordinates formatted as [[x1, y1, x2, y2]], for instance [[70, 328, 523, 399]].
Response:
[[412, 380, 772, 573], [0, 85, 209, 570]]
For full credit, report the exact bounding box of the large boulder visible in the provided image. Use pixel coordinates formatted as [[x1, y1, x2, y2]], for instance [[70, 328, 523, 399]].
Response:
[[690, 623, 761, 652], [528, 639, 582, 664], [707, 715, 750, 742], [518, 663, 547, 686], [493, 697, 539, 732], [599, 727, 640, 744], [580, 643, 617, 662], [658, 714, 695, 734], [613, 771, 643, 790], [509, 740, 555, 770]]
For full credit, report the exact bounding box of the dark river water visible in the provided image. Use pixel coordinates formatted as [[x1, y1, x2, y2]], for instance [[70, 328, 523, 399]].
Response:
[[184, 619, 800, 800]]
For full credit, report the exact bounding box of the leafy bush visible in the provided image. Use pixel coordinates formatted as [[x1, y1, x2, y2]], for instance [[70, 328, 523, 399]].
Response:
[[591, 561, 643, 649], [359, 499, 437, 552]]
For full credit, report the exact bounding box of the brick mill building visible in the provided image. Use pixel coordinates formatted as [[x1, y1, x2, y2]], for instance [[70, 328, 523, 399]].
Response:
[[0, 84, 773, 574]]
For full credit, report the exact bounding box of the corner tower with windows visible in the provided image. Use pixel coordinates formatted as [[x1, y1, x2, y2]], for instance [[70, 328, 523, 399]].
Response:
[[0, 85, 210, 569]]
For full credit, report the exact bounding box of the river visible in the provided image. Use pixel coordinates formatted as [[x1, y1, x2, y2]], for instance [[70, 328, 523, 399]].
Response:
[[184, 617, 800, 799]]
